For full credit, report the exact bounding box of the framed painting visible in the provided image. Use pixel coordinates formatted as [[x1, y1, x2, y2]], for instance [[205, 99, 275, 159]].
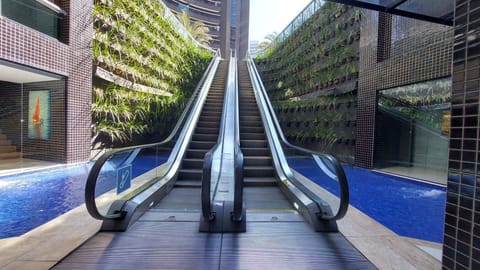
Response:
[[28, 90, 51, 140]]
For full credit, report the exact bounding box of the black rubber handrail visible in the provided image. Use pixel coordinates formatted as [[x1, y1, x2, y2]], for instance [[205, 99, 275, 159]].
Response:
[[246, 55, 349, 221], [232, 55, 244, 222], [201, 53, 244, 224], [201, 148, 215, 221], [85, 50, 220, 221]]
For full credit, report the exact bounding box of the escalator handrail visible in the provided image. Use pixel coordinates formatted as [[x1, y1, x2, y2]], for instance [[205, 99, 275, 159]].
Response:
[[246, 55, 349, 221], [201, 57, 230, 221], [85, 50, 220, 221], [201, 52, 244, 223], [232, 54, 244, 221]]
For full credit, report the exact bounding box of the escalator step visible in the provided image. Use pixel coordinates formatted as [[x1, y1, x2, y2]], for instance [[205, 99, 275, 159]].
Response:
[[240, 139, 268, 148], [195, 127, 219, 134], [240, 115, 261, 121], [240, 126, 264, 133], [244, 166, 275, 177], [243, 177, 277, 187], [240, 132, 266, 140], [192, 133, 218, 141], [241, 121, 264, 127], [244, 156, 273, 166], [186, 149, 208, 159], [174, 180, 202, 188], [182, 158, 204, 169], [189, 140, 216, 149], [196, 121, 220, 128], [177, 169, 202, 180], [242, 147, 271, 156]]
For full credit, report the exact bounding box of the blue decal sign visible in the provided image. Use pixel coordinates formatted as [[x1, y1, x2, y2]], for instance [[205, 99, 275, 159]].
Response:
[[116, 165, 132, 194]]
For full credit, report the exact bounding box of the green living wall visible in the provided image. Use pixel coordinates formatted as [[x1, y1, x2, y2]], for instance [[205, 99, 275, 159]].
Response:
[[255, 2, 360, 162], [92, 0, 212, 148]]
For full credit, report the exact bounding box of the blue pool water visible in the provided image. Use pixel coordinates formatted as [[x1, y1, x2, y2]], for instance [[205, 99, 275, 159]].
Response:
[[1, 155, 446, 242], [288, 158, 446, 243], [0, 154, 165, 239]]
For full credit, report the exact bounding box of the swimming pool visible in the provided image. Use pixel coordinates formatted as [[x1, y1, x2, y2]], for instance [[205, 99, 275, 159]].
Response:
[[0, 154, 165, 239], [288, 157, 446, 243], [1, 155, 446, 242]]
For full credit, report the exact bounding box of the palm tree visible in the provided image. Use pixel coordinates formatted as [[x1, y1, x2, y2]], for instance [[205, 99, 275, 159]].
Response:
[[177, 10, 212, 47], [256, 32, 278, 54]]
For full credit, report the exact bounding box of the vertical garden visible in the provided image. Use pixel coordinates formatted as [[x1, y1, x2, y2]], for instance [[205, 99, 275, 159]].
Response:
[[92, 0, 212, 148], [255, 2, 360, 162]]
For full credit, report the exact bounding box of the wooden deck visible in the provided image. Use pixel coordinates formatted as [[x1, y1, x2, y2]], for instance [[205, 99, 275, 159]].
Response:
[[53, 186, 375, 269]]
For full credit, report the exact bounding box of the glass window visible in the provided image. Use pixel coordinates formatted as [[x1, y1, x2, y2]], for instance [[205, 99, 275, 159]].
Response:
[[1, 0, 62, 39], [375, 78, 451, 184]]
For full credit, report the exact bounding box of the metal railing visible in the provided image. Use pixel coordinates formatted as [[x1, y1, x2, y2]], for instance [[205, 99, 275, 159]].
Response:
[[84, 50, 220, 228], [246, 55, 349, 227], [275, 0, 324, 45]]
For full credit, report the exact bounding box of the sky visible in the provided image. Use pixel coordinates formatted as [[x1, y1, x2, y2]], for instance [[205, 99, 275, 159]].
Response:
[[249, 0, 312, 42]]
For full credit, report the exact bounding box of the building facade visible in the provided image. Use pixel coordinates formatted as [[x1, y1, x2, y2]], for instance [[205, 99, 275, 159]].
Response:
[[163, 0, 249, 57], [0, 0, 92, 163]]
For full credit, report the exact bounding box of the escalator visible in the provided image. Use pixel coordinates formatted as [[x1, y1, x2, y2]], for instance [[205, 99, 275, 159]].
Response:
[[143, 60, 227, 215], [238, 61, 275, 187], [175, 60, 227, 188], [238, 61, 296, 215], [53, 55, 375, 269]]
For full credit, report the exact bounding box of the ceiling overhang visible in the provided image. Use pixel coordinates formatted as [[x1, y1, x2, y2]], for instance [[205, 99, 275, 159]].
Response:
[[327, 0, 454, 25], [0, 60, 63, 84]]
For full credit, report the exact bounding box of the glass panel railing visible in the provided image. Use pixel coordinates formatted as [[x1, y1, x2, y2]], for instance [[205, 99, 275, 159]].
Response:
[[285, 149, 345, 217], [85, 51, 220, 222], [92, 146, 172, 217], [246, 55, 349, 223]]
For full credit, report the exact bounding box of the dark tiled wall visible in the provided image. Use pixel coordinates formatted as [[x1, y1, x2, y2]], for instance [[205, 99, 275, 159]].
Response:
[[355, 10, 453, 168], [443, 1, 480, 269], [0, 0, 93, 163], [64, 0, 93, 162], [0, 82, 22, 148]]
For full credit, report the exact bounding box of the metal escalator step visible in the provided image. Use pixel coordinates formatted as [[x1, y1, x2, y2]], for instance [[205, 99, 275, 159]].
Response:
[[244, 156, 272, 166], [195, 127, 219, 134], [182, 158, 204, 169], [192, 133, 218, 141], [244, 166, 275, 177], [174, 180, 202, 188], [185, 149, 208, 159], [241, 147, 270, 156], [240, 139, 268, 148], [240, 111, 261, 116], [177, 169, 202, 180], [240, 121, 263, 127], [240, 126, 264, 133], [240, 132, 266, 140], [189, 140, 216, 149], [240, 115, 261, 121], [196, 121, 220, 128], [243, 177, 277, 187], [201, 111, 221, 117], [198, 116, 221, 123]]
